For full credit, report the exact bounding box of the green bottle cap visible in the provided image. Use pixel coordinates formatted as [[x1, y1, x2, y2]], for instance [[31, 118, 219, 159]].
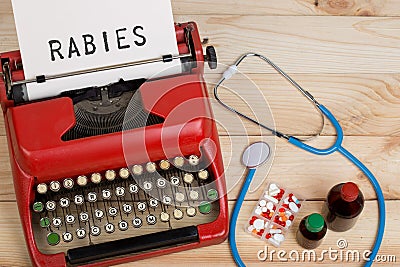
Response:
[[198, 201, 212, 214], [207, 189, 218, 201], [305, 213, 325, 233], [47, 232, 60, 246]]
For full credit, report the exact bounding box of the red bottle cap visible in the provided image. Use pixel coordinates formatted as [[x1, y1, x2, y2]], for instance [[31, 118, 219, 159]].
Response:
[[340, 182, 359, 202]]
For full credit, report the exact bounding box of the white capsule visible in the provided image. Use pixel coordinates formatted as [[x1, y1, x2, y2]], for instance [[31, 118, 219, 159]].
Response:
[[289, 202, 299, 213], [259, 199, 267, 207], [132, 165, 143, 176], [37, 183, 48, 194], [273, 233, 285, 242], [269, 238, 281, 247], [49, 181, 61, 192], [77, 175, 88, 186], [264, 195, 279, 204], [105, 170, 116, 181], [270, 229, 282, 234], [91, 173, 102, 184], [119, 168, 130, 179]]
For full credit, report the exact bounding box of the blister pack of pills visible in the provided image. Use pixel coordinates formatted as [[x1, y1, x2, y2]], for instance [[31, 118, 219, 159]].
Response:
[[245, 182, 303, 247]]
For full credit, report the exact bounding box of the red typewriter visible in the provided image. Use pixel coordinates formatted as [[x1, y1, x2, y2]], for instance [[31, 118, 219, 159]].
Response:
[[0, 22, 228, 266]]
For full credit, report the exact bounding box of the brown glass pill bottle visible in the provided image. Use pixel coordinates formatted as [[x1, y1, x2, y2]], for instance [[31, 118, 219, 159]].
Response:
[[296, 213, 327, 249], [322, 182, 364, 232]]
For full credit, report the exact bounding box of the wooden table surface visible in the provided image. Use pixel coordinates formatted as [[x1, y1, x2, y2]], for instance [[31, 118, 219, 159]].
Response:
[[1, 0, 400, 266]]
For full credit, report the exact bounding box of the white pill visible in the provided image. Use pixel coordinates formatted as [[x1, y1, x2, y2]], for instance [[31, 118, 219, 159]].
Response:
[[261, 207, 268, 213], [269, 238, 280, 247], [264, 195, 279, 204], [286, 220, 292, 227], [266, 202, 274, 210], [269, 188, 280, 197], [254, 208, 262, 215], [248, 225, 255, 232], [289, 202, 299, 213], [270, 229, 282, 234], [284, 198, 289, 204], [273, 233, 285, 242], [259, 199, 267, 207], [253, 219, 264, 230]]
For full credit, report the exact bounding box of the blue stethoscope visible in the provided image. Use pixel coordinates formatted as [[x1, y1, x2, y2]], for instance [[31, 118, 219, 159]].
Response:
[[214, 53, 385, 267]]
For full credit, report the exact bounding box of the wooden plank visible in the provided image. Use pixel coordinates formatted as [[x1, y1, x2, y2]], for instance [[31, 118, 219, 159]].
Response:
[[2, 0, 400, 18], [0, 135, 399, 201], [0, 200, 397, 266], [0, 73, 399, 137], [1, 14, 400, 74], [172, 0, 400, 16]]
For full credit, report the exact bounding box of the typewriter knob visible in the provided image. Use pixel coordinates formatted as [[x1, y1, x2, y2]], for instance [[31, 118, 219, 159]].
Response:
[[205, 46, 217, 70]]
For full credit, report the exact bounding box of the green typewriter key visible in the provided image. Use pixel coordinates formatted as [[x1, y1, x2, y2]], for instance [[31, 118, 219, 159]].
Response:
[[40, 217, 51, 228], [47, 232, 60, 246], [199, 201, 212, 214], [33, 202, 44, 213], [207, 189, 219, 201]]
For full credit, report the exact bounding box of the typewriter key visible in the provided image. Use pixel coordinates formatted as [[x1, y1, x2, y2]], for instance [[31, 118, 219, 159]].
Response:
[[91, 226, 101, 236], [199, 202, 212, 214], [129, 184, 139, 194], [63, 178, 74, 189], [88, 192, 98, 202], [91, 173, 102, 184], [59, 198, 70, 208], [66, 214, 76, 224], [132, 165, 143, 176], [119, 168, 130, 179], [188, 155, 200, 166], [146, 214, 157, 225], [37, 183, 48, 194], [137, 202, 146, 212], [143, 181, 153, 191], [160, 212, 170, 222], [159, 160, 170, 170], [77, 175, 88, 186], [198, 170, 209, 180], [40, 217, 50, 228], [122, 203, 133, 214], [207, 189, 219, 201], [74, 195, 84, 205], [171, 176, 180, 186], [76, 228, 86, 239], [156, 178, 167, 188], [109, 207, 118, 217], [62, 232, 73, 242], [105, 170, 116, 181], [189, 190, 199, 201], [49, 181, 61, 192], [187, 206, 197, 217], [46, 201, 56, 212], [146, 162, 157, 173], [173, 157, 185, 168], [95, 209, 105, 220], [79, 212, 89, 222], [175, 192, 185, 203], [173, 209, 184, 220], [162, 195, 172, 205], [47, 232, 60, 246], [184, 173, 194, 184], [105, 223, 115, 233], [53, 217, 62, 228], [119, 220, 129, 231], [102, 189, 112, 200], [115, 187, 125, 197], [132, 217, 142, 228], [149, 198, 159, 208], [33, 202, 44, 213]]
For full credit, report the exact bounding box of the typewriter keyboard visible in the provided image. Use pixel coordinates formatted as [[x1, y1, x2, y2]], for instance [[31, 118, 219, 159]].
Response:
[[31, 156, 220, 254]]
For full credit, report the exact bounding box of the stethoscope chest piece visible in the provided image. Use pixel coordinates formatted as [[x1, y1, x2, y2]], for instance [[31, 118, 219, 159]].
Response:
[[242, 141, 271, 169]]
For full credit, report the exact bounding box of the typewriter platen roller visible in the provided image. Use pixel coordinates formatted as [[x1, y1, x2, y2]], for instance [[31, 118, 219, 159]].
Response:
[[0, 22, 228, 267]]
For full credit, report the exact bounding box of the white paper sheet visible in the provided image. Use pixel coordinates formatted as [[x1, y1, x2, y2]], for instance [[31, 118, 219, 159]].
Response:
[[11, 0, 180, 101]]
